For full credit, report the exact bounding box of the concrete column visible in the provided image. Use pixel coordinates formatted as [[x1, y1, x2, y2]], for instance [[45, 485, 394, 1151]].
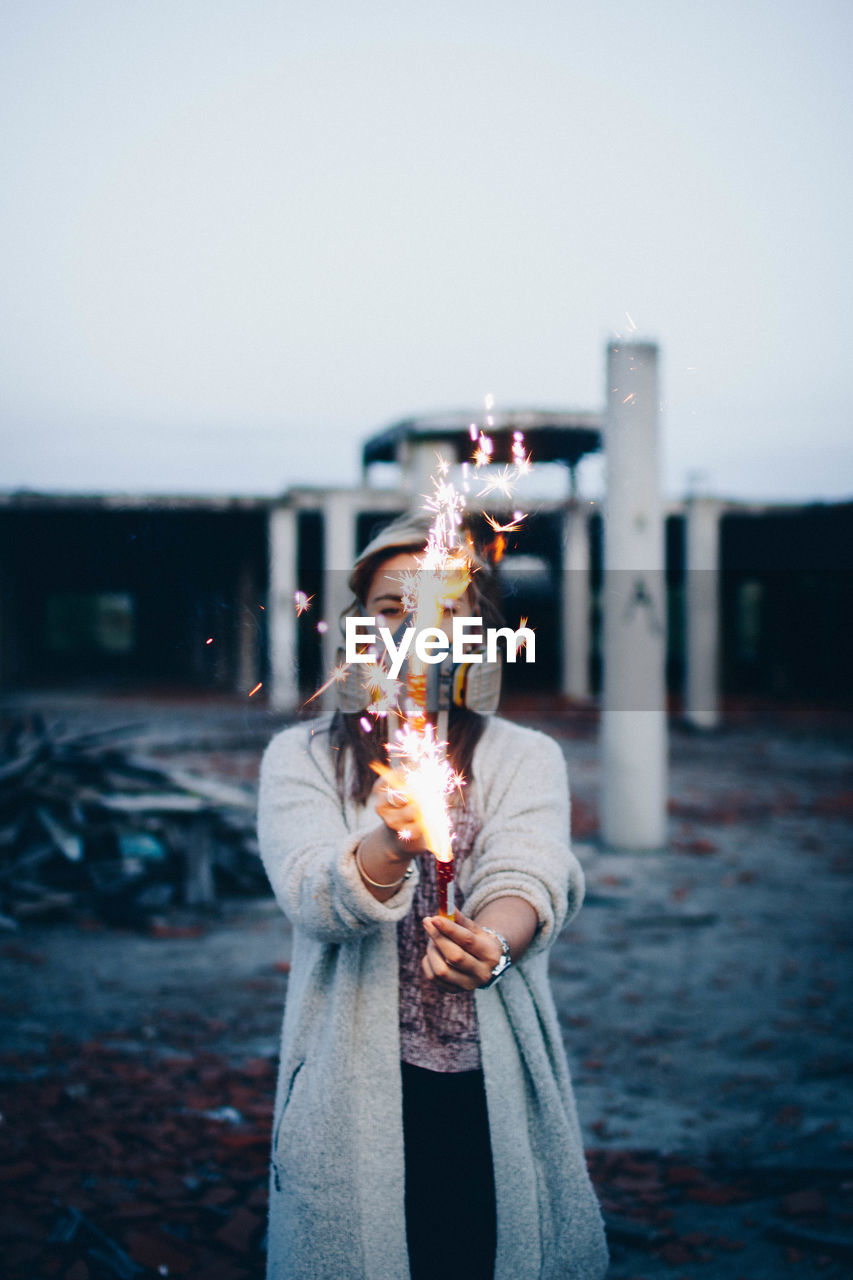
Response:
[[267, 503, 299, 711], [684, 496, 722, 729], [236, 559, 260, 694], [321, 490, 357, 706], [601, 341, 668, 849], [560, 502, 591, 698]]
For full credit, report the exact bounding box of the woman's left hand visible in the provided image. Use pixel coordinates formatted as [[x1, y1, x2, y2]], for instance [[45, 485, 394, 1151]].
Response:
[[421, 910, 503, 992]]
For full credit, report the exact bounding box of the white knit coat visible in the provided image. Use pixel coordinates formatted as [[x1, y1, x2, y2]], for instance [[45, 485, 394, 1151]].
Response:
[[257, 714, 609, 1280]]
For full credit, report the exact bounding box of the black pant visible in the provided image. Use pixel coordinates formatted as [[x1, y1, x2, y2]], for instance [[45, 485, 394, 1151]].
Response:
[[401, 1062, 497, 1280]]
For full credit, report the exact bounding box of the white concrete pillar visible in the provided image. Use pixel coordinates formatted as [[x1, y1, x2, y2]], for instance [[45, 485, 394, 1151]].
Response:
[[268, 504, 299, 711], [236, 559, 260, 693], [560, 502, 591, 698], [684, 496, 722, 729], [321, 490, 357, 706], [601, 341, 668, 849]]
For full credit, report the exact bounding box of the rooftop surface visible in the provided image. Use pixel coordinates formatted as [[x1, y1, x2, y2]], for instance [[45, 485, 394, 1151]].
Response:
[[362, 407, 604, 469]]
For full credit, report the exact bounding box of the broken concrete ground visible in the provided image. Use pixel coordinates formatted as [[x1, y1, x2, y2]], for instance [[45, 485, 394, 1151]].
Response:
[[1, 692, 851, 1278]]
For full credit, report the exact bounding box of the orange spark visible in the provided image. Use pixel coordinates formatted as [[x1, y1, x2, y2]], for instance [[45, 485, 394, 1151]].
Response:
[[249, 682, 263, 697], [515, 618, 534, 652], [484, 512, 526, 534], [304, 661, 350, 704], [294, 591, 314, 615], [484, 533, 507, 563]]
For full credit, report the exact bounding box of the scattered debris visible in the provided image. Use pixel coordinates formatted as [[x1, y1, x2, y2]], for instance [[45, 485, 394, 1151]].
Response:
[[0, 716, 264, 926]]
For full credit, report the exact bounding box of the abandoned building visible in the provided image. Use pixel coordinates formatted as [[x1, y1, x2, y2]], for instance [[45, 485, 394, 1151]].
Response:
[[1, 350, 850, 721]]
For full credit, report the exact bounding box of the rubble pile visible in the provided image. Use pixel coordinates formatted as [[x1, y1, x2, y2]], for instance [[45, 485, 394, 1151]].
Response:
[[0, 716, 264, 927]]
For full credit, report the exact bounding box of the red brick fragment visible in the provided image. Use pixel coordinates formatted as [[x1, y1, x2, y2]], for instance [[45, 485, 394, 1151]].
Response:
[[241, 1057, 273, 1078], [202, 1186, 239, 1207], [214, 1206, 262, 1253], [125, 1228, 193, 1275], [217, 1130, 267, 1150], [656, 1240, 694, 1265], [681, 1231, 712, 1246], [686, 1183, 741, 1205], [672, 837, 717, 854], [149, 923, 206, 939]]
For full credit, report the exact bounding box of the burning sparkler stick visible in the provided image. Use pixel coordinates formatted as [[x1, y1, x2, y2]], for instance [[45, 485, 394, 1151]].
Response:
[[302, 403, 534, 920], [368, 412, 533, 917]]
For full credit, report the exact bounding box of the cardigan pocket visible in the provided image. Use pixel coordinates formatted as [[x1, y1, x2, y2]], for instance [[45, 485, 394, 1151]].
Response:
[[272, 1059, 305, 1183]]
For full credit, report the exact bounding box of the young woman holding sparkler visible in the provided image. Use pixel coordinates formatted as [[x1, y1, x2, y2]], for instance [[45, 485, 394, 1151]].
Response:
[[257, 513, 608, 1280]]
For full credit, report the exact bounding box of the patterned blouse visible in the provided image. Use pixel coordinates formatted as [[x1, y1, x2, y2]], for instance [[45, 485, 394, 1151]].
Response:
[[397, 801, 484, 1073]]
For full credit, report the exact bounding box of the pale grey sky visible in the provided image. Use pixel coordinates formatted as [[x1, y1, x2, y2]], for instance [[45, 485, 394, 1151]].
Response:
[[1, 0, 851, 501]]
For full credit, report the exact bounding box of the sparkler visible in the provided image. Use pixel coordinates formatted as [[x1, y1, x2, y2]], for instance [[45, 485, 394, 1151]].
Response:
[[366, 411, 532, 918], [298, 402, 534, 919], [378, 472, 471, 917]]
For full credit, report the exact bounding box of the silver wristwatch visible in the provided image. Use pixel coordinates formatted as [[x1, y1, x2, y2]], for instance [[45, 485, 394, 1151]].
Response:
[[479, 927, 512, 988]]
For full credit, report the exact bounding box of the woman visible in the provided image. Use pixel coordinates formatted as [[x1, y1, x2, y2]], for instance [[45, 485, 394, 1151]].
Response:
[[257, 513, 608, 1280]]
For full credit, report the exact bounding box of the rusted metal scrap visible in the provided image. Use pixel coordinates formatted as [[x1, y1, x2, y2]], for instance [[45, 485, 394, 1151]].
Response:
[[0, 715, 263, 926]]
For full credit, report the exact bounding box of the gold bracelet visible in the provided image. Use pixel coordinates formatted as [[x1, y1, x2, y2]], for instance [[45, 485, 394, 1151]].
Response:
[[355, 843, 415, 890]]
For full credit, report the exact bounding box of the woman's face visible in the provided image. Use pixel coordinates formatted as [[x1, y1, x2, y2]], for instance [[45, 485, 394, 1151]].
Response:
[[365, 552, 473, 634]]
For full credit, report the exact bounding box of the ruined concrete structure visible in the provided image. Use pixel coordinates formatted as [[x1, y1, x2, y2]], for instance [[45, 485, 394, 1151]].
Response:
[[1, 343, 849, 738]]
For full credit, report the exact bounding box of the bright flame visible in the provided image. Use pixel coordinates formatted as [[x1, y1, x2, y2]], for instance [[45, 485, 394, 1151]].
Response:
[[484, 533, 507, 563], [372, 721, 456, 862], [477, 465, 515, 499]]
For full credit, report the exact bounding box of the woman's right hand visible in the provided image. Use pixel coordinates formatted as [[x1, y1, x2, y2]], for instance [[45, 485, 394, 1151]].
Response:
[[371, 772, 430, 854]]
